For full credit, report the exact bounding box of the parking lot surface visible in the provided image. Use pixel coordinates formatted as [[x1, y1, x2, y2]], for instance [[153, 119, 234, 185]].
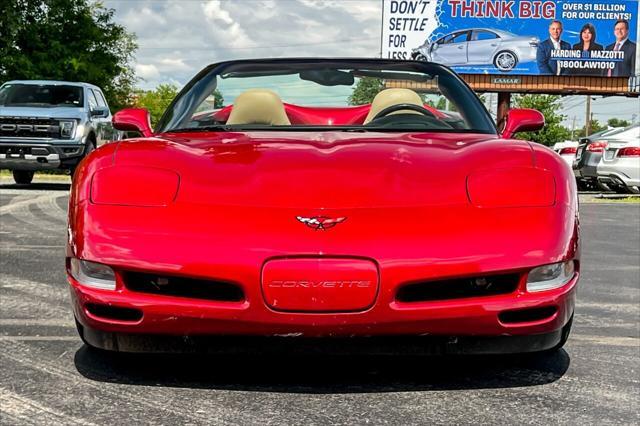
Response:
[[1, 180, 638, 425]]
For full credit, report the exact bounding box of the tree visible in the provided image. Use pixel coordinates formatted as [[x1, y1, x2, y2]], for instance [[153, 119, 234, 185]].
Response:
[[607, 118, 630, 128], [134, 85, 224, 127], [0, 0, 137, 110], [348, 77, 384, 105], [134, 84, 179, 127], [576, 120, 607, 138], [513, 95, 570, 146]]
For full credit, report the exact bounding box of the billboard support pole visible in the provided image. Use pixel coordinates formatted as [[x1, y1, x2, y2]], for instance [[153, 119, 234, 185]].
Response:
[[585, 96, 592, 136], [497, 92, 511, 125]]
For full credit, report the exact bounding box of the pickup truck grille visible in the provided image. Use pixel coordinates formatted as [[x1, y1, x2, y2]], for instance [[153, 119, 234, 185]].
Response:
[[0, 117, 62, 139], [0, 145, 52, 155]]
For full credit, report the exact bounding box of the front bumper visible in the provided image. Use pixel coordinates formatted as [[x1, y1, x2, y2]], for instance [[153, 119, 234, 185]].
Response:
[[0, 140, 85, 170], [69, 270, 578, 352], [597, 161, 640, 188]]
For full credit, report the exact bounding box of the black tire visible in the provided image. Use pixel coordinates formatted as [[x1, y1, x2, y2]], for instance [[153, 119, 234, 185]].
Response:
[[493, 51, 518, 72], [614, 185, 637, 194], [12, 170, 34, 184]]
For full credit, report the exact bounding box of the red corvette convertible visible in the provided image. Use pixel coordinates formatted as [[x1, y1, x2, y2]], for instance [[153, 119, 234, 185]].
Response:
[[67, 59, 579, 354]]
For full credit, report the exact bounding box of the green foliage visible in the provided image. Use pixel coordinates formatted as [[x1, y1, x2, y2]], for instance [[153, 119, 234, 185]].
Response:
[[348, 77, 384, 105], [0, 0, 137, 110], [513, 95, 570, 146], [607, 118, 630, 128], [576, 120, 607, 138], [134, 85, 224, 127], [424, 96, 448, 110], [134, 84, 179, 127]]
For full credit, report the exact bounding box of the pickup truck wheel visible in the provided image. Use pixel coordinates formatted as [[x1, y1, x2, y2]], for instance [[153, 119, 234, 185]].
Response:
[[12, 170, 34, 185]]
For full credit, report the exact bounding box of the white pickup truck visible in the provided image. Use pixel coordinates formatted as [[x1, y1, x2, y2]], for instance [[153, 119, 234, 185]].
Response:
[[0, 80, 118, 184]]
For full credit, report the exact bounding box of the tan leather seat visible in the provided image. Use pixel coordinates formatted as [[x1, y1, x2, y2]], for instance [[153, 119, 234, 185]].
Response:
[[226, 89, 291, 125], [363, 88, 424, 124]]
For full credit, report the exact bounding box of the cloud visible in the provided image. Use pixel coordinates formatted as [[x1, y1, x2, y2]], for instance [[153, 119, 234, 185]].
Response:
[[158, 58, 192, 72], [105, 0, 382, 88], [203, 1, 233, 25], [135, 64, 160, 81], [202, 1, 254, 49]]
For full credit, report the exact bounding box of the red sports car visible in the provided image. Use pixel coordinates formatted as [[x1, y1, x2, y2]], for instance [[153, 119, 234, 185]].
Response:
[[67, 59, 579, 355]]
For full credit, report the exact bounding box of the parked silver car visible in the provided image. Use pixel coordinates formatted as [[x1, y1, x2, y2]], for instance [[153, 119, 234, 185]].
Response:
[[596, 124, 640, 194], [573, 127, 628, 191], [0, 80, 118, 184], [412, 28, 539, 72]]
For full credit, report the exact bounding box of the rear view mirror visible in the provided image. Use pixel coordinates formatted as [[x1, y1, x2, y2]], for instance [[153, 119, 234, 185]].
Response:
[[500, 109, 545, 139], [112, 108, 153, 138], [300, 69, 355, 86], [91, 106, 109, 118]]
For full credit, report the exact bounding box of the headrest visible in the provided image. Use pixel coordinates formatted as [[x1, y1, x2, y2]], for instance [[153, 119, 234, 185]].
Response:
[[226, 89, 291, 125], [363, 88, 424, 124]]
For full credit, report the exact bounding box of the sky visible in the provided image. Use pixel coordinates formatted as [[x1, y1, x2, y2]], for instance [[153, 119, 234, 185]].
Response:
[[103, 0, 639, 130]]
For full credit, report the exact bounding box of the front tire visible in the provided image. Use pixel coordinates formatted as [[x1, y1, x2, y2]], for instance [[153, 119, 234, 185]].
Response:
[[494, 51, 518, 72], [12, 170, 34, 184]]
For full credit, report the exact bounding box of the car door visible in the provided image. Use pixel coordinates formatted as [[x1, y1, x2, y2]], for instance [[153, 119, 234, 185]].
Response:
[[431, 31, 470, 65], [88, 89, 111, 146], [467, 30, 500, 65], [94, 89, 116, 142]]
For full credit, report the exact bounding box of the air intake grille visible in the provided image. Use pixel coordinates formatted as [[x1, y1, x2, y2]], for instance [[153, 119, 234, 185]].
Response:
[[396, 273, 520, 302], [123, 272, 244, 302], [0, 117, 61, 138]]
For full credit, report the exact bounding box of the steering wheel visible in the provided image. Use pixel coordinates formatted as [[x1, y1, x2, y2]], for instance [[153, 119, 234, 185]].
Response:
[[371, 103, 437, 121]]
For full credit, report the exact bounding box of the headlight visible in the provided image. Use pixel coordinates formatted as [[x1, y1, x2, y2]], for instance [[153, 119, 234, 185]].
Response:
[[526, 261, 575, 292], [69, 258, 116, 290], [59, 120, 76, 138], [90, 166, 180, 207], [466, 167, 555, 208], [74, 123, 85, 139]]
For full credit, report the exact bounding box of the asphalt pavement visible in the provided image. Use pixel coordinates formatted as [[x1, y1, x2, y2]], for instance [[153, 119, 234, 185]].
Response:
[[0, 179, 638, 425]]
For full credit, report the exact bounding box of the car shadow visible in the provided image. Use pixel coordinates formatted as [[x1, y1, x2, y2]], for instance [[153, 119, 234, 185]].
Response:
[[0, 182, 70, 191], [74, 346, 569, 393]]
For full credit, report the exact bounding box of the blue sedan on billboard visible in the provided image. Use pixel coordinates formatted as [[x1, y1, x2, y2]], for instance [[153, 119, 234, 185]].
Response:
[[412, 28, 540, 72]]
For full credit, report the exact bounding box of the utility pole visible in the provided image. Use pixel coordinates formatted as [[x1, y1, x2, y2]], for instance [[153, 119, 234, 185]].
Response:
[[571, 116, 577, 141], [585, 96, 591, 136]]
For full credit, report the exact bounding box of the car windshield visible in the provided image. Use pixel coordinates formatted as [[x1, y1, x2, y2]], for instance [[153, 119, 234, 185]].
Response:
[[157, 59, 496, 134], [0, 84, 84, 107]]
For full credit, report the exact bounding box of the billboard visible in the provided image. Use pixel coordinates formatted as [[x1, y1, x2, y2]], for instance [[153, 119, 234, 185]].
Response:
[[382, 0, 640, 77]]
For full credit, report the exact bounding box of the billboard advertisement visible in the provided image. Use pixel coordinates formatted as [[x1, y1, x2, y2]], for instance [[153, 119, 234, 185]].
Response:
[[382, 0, 640, 77]]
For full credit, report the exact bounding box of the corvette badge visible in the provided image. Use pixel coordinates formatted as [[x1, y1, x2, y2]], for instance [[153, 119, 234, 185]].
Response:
[[296, 216, 346, 231]]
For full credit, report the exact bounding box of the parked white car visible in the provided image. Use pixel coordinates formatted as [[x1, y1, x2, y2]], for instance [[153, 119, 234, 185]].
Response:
[[552, 140, 579, 168], [596, 124, 640, 194]]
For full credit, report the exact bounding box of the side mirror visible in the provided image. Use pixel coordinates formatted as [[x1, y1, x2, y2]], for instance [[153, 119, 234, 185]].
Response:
[[90, 106, 110, 118], [500, 108, 545, 139], [112, 108, 153, 138]]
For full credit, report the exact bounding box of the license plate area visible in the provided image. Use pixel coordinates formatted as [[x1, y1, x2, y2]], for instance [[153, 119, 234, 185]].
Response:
[[261, 258, 379, 313]]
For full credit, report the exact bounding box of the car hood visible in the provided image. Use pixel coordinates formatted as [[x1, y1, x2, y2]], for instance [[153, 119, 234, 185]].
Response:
[[0, 106, 86, 120], [113, 131, 533, 209]]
